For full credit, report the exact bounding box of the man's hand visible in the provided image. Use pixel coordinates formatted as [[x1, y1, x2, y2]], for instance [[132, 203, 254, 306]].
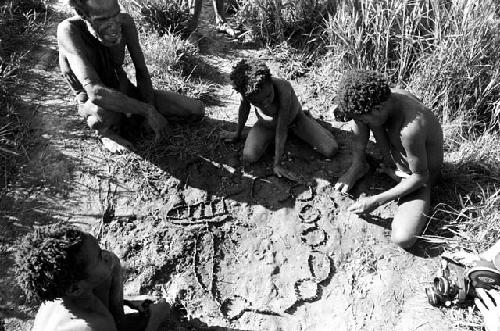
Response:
[[220, 130, 240, 143], [475, 289, 500, 331], [146, 108, 168, 142], [347, 195, 381, 214], [273, 164, 300, 182]]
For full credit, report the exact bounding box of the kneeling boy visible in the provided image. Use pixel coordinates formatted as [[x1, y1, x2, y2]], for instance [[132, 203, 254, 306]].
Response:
[[333, 70, 443, 248], [15, 224, 170, 331], [223, 59, 339, 180]]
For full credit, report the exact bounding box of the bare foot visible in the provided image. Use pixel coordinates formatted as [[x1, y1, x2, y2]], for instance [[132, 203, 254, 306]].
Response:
[[100, 131, 134, 154], [334, 162, 370, 193]]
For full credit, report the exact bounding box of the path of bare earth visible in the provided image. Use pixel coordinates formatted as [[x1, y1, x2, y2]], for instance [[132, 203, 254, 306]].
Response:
[[1, 2, 457, 331]]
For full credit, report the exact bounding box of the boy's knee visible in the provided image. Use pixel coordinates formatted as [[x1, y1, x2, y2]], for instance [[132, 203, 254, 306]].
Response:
[[241, 151, 260, 164], [391, 229, 417, 249]]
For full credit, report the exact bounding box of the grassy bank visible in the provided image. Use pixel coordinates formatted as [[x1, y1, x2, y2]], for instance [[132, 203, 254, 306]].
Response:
[[0, 0, 49, 191]]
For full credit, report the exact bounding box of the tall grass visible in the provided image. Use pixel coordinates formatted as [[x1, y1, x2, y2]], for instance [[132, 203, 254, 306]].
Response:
[[0, 0, 48, 190], [123, 0, 191, 36], [235, 0, 335, 46]]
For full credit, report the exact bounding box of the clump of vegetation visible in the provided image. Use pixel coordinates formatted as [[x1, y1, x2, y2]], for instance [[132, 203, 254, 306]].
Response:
[[235, 0, 334, 46], [408, 1, 500, 131], [0, 0, 49, 190], [124, 0, 190, 36]]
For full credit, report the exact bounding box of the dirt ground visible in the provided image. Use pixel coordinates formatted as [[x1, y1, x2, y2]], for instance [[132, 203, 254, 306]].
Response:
[[0, 2, 466, 331]]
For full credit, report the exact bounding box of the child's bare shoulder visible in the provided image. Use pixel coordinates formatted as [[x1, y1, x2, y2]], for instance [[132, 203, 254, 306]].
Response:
[[272, 77, 292, 91]]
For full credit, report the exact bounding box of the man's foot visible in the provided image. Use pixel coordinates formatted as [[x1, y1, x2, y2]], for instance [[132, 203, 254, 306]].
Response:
[[100, 133, 134, 154]]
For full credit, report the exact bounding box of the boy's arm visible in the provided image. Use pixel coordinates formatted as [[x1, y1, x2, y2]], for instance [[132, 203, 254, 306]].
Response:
[[122, 14, 155, 105], [272, 81, 298, 180], [334, 120, 369, 193], [221, 96, 250, 141], [236, 96, 251, 138], [372, 127, 429, 205]]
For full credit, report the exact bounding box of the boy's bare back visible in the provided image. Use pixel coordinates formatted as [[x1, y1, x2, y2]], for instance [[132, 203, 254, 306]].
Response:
[[381, 89, 443, 181]]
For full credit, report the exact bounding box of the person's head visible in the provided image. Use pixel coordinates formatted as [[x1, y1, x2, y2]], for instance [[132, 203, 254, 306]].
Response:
[[67, 0, 122, 47], [334, 70, 391, 125], [230, 59, 274, 110], [15, 223, 115, 302]]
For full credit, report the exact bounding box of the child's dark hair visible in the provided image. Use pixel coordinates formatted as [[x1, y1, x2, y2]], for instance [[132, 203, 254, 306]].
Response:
[[15, 223, 88, 302], [334, 70, 391, 121], [229, 59, 272, 97]]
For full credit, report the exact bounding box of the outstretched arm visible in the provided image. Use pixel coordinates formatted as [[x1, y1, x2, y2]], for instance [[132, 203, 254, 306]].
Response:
[[334, 120, 369, 193], [373, 128, 429, 205], [348, 124, 429, 214], [221, 96, 250, 142]]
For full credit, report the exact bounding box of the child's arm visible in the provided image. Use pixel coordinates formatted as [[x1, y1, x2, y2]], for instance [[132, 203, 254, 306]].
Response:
[[221, 96, 250, 142], [334, 120, 370, 193], [348, 126, 429, 213], [272, 82, 299, 180]]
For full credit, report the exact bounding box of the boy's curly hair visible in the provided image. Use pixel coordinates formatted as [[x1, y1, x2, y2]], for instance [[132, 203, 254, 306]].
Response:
[[14, 223, 88, 302], [229, 59, 272, 97], [334, 70, 391, 122]]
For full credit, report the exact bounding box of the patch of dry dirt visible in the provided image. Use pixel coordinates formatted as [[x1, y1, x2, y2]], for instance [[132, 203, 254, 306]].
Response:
[[0, 2, 459, 331]]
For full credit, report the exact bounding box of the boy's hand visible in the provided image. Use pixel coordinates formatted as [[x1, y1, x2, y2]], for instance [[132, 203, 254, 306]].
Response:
[[220, 129, 240, 142], [475, 289, 500, 331], [273, 164, 300, 182], [347, 196, 380, 214], [146, 108, 168, 142]]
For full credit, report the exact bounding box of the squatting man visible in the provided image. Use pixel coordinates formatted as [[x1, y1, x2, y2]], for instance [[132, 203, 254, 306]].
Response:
[[58, 0, 205, 153]]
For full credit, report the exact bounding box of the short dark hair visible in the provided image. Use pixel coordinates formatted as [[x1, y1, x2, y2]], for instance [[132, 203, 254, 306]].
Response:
[[334, 70, 391, 121], [229, 59, 272, 97], [15, 223, 88, 302]]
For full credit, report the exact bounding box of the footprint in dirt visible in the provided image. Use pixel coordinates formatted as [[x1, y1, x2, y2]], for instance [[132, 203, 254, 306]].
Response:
[[166, 198, 227, 221]]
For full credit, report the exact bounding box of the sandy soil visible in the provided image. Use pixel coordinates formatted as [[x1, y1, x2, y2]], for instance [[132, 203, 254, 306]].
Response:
[[0, 2, 461, 331]]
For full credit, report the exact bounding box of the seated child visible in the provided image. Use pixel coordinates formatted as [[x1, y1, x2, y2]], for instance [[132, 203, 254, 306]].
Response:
[[222, 59, 338, 180], [333, 70, 443, 248], [15, 223, 171, 331]]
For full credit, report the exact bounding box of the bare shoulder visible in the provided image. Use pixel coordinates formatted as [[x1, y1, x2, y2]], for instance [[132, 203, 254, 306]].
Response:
[[272, 77, 293, 96], [392, 89, 441, 141], [120, 12, 135, 27], [57, 16, 83, 40]]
